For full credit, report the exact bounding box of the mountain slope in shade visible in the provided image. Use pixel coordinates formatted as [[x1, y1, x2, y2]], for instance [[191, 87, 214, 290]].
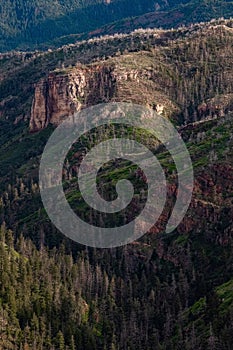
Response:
[[0, 0, 232, 51], [40, 0, 233, 49], [0, 0, 166, 51]]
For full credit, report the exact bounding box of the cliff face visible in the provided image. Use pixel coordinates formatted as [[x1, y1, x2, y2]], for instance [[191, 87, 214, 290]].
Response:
[[30, 65, 117, 131], [29, 60, 178, 132], [27, 21, 233, 131]]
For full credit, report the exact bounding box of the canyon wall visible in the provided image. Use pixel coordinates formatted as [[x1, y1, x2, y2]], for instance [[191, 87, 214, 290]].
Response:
[[30, 65, 117, 131], [29, 61, 177, 132]]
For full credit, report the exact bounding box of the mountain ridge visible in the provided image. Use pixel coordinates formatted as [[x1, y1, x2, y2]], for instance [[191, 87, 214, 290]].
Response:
[[0, 0, 232, 51]]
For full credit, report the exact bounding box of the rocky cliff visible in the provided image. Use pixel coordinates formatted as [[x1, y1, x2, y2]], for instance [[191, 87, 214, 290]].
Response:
[[29, 59, 178, 132], [29, 22, 233, 131], [30, 65, 117, 131]]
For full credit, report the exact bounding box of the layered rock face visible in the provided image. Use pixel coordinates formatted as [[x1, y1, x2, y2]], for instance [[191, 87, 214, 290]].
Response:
[[29, 58, 178, 132], [30, 65, 117, 131]]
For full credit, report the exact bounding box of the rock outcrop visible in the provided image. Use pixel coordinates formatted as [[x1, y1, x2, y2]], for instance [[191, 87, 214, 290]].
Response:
[[198, 94, 233, 120], [30, 65, 117, 131], [29, 59, 178, 132]]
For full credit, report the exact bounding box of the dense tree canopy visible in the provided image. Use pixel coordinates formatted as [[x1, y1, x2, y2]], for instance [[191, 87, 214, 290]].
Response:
[[0, 0, 232, 51]]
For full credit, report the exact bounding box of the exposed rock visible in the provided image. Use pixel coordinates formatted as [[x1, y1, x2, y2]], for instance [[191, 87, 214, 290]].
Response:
[[198, 94, 233, 120], [29, 60, 178, 132], [30, 65, 117, 131]]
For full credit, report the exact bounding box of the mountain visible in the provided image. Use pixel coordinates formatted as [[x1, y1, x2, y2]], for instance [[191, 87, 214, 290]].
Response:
[[0, 0, 232, 51], [0, 0, 172, 51], [0, 19, 233, 349]]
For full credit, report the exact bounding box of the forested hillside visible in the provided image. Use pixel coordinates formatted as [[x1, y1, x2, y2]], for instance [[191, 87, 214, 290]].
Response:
[[0, 19, 233, 349], [0, 0, 168, 51], [0, 0, 232, 51]]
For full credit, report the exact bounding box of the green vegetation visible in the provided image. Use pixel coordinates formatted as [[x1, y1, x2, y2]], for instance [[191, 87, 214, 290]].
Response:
[[0, 0, 232, 51], [0, 16, 233, 350], [0, 0, 173, 51]]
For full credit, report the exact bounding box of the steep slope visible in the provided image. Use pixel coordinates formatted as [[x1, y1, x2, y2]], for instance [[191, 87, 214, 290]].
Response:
[[0, 20, 233, 350], [29, 20, 233, 131], [46, 0, 233, 49], [0, 114, 233, 349], [29, 60, 178, 132], [0, 0, 166, 51], [0, 0, 232, 51]]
